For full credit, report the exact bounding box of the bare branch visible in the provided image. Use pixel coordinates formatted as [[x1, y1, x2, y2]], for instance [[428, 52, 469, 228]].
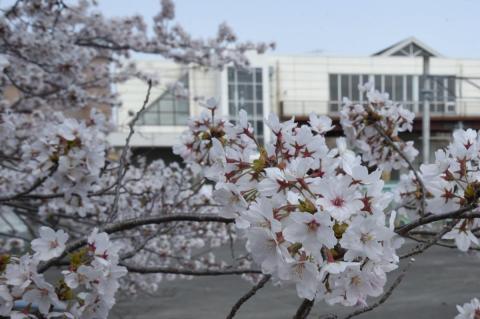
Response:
[[225, 275, 271, 319], [125, 265, 261, 276], [406, 233, 480, 251], [292, 299, 315, 319], [372, 122, 427, 216], [38, 213, 234, 273], [340, 258, 415, 319], [400, 222, 457, 259], [395, 205, 477, 235], [106, 80, 152, 223], [0, 176, 48, 202]]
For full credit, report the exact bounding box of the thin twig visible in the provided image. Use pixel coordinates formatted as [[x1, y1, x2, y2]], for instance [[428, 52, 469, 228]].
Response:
[[106, 80, 152, 223], [225, 275, 271, 319], [395, 205, 477, 235], [0, 176, 48, 202], [406, 234, 480, 251], [372, 122, 427, 216], [340, 258, 415, 319], [400, 221, 457, 259]]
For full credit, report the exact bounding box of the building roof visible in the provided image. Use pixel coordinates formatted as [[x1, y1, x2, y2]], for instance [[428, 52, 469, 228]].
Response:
[[372, 37, 443, 58]]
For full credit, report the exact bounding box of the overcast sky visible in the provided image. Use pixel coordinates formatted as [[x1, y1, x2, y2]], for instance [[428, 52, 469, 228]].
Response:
[[96, 0, 479, 58]]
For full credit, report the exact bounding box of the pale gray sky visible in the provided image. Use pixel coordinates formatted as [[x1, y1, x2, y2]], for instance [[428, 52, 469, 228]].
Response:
[[96, 0, 480, 58]]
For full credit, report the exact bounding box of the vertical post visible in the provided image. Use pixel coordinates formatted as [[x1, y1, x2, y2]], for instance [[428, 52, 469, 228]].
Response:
[[422, 55, 431, 164]]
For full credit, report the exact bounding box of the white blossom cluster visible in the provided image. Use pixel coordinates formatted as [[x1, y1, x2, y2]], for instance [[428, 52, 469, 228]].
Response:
[[175, 103, 404, 305], [0, 0, 274, 112], [455, 298, 480, 319], [1, 0, 479, 315], [395, 128, 480, 251], [0, 108, 107, 206], [0, 227, 126, 319], [340, 83, 418, 172], [20, 110, 107, 205], [1, 106, 239, 309]]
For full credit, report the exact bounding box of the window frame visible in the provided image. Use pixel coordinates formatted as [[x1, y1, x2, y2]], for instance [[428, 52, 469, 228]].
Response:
[[228, 67, 265, 144], [328, 73, 456, 114], [137, 74, 190, 126]]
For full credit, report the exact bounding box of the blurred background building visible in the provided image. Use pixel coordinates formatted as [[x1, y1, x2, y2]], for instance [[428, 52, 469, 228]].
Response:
[[109, 37, 480, 165]]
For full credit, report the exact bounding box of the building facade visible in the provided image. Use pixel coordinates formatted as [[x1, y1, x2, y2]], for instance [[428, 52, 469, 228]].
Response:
[[109, 37, 480, 162]]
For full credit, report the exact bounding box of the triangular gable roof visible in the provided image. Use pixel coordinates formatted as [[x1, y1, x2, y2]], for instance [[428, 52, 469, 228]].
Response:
[[372, 37, 442, 57]]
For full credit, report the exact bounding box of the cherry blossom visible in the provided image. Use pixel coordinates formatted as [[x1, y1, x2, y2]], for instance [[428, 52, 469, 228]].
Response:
[[1, 0, 479, 315], [340, 85, 418, 172], [22, 275, 64, 315], [0, 228, 126, 318], [0, 284, 13, 316], [283, 211, 337, 255], [31, 227, 69, 261], [442, 220, 480, 252], [175, 105, 404, 305], [455, 298, 480, 319]]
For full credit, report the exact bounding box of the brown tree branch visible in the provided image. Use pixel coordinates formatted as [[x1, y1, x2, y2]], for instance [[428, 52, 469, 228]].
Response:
[[340, 258, 415, 319], [106, 80, 152, 223], [292, 299, 315, 319], [38, 213, 234, 273], [406, 233, 480, 251], [395, 205, 477, 235], [372, 122, 427, 216], [125, 265, 261, 276], [400, 221, 457, 259], [225, 275, 271, 319]]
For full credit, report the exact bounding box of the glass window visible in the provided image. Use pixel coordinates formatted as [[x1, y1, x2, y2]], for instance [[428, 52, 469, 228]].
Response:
[[177, 99, 189, 112], [228, 85, 236, 100], [447, 77, 456, 101], [137, 74, 190, 126], [352, 75, 360, 101], [237, 69, 253, 83], [435, 77, 445, 100], [159, 113, 174, 125], [228, 67, 264, 143], [228, 68, 235, 82], [341, 75, 349, 99], [384, 76, 393, 98], [229, 102, 236, 115], [256, 120, 264, 135], [394, 75, 403, 101], [238, 84, 254, 100], [255, 84, 263, 100], [437, 104, 445, 113], [328, 73, 448, 113], [142, 113, 159, 125], [159, 99, 174, 112], [241, 102, 254, 115], [361, 74, 370, 85], [255, 69, 263, 82], [330, 102, 339, 112], [176, 113, 189, 125], [406, 75, 413, 101], [374, 75, 382, 91], [329, 74, 338, 101], [255, 102, 263, 115], [420, 75, 456, 114], [361, 74, 370, 100]]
